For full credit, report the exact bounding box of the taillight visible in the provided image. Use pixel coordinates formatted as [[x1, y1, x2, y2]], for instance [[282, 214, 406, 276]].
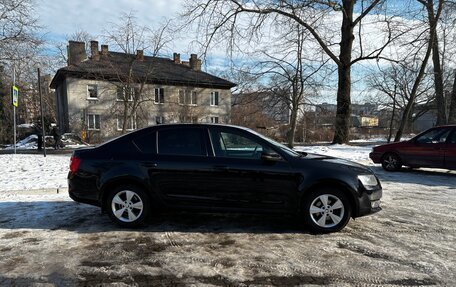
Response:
[[69, 155, 81, 173]]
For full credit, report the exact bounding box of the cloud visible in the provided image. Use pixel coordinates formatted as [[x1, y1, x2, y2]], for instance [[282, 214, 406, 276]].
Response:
[[36, 0, 183, 40]]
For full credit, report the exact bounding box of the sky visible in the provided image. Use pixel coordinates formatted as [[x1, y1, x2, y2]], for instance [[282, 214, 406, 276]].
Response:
[[32, 0, 427, 104], [36, 0, 183, 42]]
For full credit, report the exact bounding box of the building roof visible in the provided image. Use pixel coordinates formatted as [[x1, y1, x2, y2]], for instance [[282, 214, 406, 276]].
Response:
[[50, 51, 236, 89]]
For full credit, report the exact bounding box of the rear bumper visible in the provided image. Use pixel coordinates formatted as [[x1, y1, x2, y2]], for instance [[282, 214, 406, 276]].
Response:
[[68, 172, 101, 207], [369, 152, 382, 164]]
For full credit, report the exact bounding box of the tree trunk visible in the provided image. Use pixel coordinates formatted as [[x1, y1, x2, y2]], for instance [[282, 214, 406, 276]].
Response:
[[287, 103, 298, 148], [427, 0, 446, 125], [332, 0, 354, 144], [121, 100, 128, 134], [448, 70, 456, 124], [387, 89, 397, 143]]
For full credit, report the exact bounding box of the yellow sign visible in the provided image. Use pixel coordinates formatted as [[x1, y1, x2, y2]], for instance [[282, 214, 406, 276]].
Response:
[[12, 86, 19, 107]]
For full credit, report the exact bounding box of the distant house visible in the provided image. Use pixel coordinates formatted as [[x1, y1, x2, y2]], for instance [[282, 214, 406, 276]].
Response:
[[315, 102, 379, 128], [50, 40, 236, 142], [351, 115, 379, 128], [231, 91, 290, 125]]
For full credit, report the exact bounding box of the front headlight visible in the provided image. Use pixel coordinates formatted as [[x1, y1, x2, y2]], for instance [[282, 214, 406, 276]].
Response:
[[358, 174, 379, 190]]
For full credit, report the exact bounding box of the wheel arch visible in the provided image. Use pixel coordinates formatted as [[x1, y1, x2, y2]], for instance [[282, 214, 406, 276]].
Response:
[[300, 180, 360, 218], [99, 177, 150, 213]]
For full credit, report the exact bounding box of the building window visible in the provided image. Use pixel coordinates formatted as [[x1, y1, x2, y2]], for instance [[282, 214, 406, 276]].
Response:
[[179, 90, 197, 105], [210, 91, 219, 106], [117, 115, 136, 131], [190, 91, 197, 105], [87, 85, 98, 99], [116, 86, 134, 101], [180, 116, 198, 123], [155, 116, 165, 124], [154, 88, 164, 104], [87, 114, 100, 130], [210, 116, 219, 123], [178, 90, 185, 105]]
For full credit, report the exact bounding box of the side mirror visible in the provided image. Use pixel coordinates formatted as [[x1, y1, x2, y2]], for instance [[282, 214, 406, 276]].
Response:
[[261, 151, 282, 161]]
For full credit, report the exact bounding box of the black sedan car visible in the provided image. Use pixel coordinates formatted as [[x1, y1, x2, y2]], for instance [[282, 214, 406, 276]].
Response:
[[69, 124, 382, 233]]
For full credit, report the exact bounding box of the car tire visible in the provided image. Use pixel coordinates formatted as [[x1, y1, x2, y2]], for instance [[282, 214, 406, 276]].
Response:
[[302, 188, 351, 233], [381, 153, 402, 171], [106, 185, 150, 228]]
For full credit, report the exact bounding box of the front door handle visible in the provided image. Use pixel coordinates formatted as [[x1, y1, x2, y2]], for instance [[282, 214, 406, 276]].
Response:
[[145, 163, 158, 168], [213, 165, 229, 171]]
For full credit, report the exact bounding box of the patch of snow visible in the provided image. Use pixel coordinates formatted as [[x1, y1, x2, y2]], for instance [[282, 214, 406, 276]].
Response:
[[17, 123, 34, 128], [0, 154, 70, 191], [295, 144, 375, 166]]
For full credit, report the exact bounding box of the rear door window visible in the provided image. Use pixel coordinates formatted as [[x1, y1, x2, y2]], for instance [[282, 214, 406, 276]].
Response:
[[133, 131, 156, 154], [157, 128, 207, 156]]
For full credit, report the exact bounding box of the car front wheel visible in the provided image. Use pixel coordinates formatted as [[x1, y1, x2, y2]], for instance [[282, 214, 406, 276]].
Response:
[[303, 188, 351, 233], [107, 185, 150, 228], [381, 153, 402, 171]]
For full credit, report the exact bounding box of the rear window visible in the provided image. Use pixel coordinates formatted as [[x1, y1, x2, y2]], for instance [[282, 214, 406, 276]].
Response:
[[133, 131, 156, 154], [157, 128, 207, 156]]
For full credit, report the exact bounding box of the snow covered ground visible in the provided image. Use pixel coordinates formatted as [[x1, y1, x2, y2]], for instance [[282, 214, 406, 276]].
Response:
[[0, 154, 69, 191], [0, 145, 455, 286]]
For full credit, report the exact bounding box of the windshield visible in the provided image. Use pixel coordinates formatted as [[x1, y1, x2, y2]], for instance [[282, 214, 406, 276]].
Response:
[[248, 129, 301, 157]]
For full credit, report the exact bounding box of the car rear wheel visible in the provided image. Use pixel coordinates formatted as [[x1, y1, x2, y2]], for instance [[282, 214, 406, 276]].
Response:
[[381, 153, 402, 171], [303, 188, 351, 233], [107, 185, 150, 228]]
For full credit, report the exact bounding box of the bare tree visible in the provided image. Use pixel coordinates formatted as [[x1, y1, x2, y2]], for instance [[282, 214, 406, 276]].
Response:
[[182, 0, 400, 143], [368, 62, 434, 141], [0, 0, 40, 61], [418, 0, 447, 125], [249, 22, 327, 147], [101, 12, 173, 134], [0, 0, 45, 143], [440, 1, 456, 123], [449, 70, 456, 123], [393, 0, 445, 141]]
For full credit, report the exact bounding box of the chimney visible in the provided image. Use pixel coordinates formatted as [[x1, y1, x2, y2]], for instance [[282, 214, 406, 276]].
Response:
[[136, 49, 144, 61], [195, 59, 202, 71], [67, 41, 86, 66], [90, 41, 99, 60], [189, 54, 201, 71], [101, 44, 109, 56], [173, 53, 181, 64]]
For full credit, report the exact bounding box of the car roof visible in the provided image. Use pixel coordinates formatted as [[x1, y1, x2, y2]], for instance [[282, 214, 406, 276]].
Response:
[[143, 123, 252, 132]]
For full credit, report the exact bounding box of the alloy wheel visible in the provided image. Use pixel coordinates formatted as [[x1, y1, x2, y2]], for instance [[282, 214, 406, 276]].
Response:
[[111, 190, 144, 223], [382, 153, 401, 171], [309, 194, 345, 228]]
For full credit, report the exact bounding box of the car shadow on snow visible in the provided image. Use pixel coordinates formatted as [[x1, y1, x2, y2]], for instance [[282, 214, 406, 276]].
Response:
[[371, 166, 456, 188], [0, 201, 311, 234]]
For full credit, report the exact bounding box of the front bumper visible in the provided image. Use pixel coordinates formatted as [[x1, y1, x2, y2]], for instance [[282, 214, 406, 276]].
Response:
[[369, 152, 382, 164], [356, 187, 382, 217]]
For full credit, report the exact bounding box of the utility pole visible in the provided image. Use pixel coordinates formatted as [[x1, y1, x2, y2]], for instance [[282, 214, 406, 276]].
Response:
[[38, 68, 46, 157], [12, 64, 16, 155]]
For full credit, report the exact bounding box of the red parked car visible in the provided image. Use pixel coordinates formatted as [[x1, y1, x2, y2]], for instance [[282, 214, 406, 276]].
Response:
[[370, 125, 456, 171]]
